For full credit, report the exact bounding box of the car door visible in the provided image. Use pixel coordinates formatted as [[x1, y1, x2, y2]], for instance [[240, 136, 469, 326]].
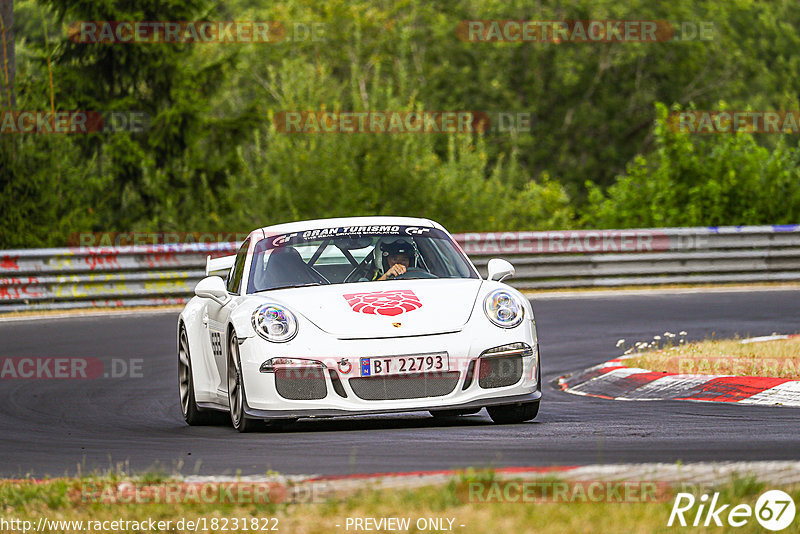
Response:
[[205, 239, 249, 401]]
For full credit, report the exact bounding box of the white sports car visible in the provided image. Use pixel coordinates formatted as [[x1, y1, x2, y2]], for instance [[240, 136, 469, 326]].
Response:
[[178, 216, 540, 431]]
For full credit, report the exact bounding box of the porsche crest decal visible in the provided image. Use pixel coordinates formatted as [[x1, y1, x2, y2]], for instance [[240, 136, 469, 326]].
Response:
[[342, 289, 423, 317]]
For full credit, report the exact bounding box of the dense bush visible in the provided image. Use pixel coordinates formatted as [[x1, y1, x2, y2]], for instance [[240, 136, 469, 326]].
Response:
[[584, 103, 800, 228]]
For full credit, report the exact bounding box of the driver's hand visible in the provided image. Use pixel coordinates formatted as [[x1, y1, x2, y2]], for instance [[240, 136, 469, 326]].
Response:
[[379, 264, 406, 280]]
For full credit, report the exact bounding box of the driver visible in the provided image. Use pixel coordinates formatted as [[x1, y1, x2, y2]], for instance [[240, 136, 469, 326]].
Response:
[[375, 239, 414, 280]]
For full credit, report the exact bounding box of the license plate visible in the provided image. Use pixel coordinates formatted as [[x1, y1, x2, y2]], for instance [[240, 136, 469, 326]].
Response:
[[360, 352, 449, 377]]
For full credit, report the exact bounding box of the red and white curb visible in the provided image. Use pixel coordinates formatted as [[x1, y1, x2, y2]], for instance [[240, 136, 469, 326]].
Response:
[[181, 461, 800, 490], [558, 336, 800, 407]]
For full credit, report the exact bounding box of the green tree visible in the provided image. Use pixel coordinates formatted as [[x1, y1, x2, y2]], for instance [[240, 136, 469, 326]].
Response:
[[583, 103, 800, 228], [39, 0, 257, 230]]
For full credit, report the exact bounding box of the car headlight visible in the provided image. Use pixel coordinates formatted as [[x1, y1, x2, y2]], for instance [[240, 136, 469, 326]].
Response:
[[252, 304, 298, 342], [483, 290, 524, 328]]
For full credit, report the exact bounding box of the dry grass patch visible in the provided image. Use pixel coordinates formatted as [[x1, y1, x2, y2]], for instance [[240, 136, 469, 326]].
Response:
[[625, 336, 800, 379], [1, 474, 795, 534]]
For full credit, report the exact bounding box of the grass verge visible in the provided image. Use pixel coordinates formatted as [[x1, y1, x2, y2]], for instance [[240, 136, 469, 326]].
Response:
[[624, 335, 800, 379], [1, 473, 797, 533]]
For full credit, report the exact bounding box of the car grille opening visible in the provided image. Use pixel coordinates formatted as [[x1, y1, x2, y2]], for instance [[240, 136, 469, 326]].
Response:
[[462, 360, 476, 390], [478, 355, 523, 389], [274, 367, 327, 400], [349, 371, 460, 400], [328, 369, 348, 398]]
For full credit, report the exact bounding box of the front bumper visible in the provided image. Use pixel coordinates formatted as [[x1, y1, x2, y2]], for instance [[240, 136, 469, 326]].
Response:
[[238, 321, 540, 420], [244, 391, 541, 419]]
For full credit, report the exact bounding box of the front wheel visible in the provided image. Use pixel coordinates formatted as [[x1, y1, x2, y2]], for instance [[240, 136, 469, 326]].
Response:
[[228, 332, 264, 432], [487, 401, 539, 424]]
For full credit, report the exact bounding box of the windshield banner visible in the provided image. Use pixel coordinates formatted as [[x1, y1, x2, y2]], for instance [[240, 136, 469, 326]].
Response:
[[266, 225, 449, 248]]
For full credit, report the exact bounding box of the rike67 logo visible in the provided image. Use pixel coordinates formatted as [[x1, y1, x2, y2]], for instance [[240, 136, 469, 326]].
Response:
[[668, 489, 796, 530], [343, 290, 423, 317]]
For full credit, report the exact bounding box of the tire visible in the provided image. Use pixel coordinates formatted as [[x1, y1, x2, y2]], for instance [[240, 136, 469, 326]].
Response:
[[487, 401, 539, 424], [178, 325, 223, 425], [228, 331, 264, 432], [429, 409, 481, 418]]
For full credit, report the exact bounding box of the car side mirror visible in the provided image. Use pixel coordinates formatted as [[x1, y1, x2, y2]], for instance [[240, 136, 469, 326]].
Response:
[[195, 276, 230, 305], [487, 258, 515, 282]]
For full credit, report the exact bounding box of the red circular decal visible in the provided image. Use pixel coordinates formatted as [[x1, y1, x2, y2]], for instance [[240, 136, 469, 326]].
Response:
[[342, 290, 423, 317]]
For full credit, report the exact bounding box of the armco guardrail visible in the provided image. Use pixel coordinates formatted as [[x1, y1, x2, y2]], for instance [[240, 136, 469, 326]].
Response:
[[0, 242, 238, 312], [1, 225, 799, 312], [458, 225, 800, 289]]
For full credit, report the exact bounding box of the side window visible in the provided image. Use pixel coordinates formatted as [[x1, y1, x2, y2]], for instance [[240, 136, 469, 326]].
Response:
[[226, 239, 249, 294]]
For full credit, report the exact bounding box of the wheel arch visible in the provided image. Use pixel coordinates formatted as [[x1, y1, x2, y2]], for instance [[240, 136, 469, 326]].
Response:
[[226, 322, 244, 393], [178, 301, 217, 403]]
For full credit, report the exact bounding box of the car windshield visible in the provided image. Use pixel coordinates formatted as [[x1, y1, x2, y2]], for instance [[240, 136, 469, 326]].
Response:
[[247, 225, 478, 293]]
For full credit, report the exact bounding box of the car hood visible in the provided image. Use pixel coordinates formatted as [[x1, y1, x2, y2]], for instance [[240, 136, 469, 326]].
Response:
[[262, 279, 484, 339]]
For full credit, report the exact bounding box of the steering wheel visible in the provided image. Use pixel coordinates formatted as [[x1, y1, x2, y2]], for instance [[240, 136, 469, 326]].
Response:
[[391, 267, 437, 280], [344, 259, 374, 283]]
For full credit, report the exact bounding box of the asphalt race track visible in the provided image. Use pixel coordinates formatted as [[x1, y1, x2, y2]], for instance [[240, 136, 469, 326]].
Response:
[[1, 289, 799, 478]]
